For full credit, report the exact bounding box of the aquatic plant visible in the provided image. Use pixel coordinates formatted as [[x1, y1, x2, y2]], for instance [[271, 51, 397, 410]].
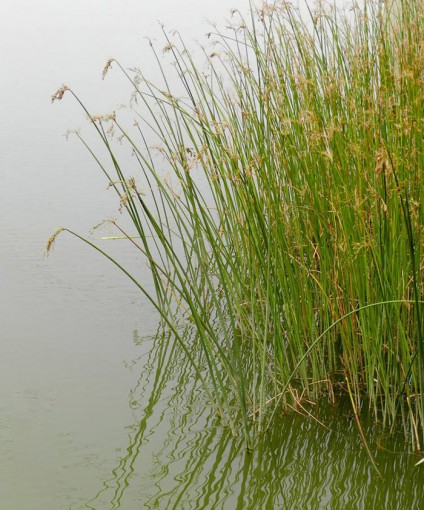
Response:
[[49, 0, 424, 450]]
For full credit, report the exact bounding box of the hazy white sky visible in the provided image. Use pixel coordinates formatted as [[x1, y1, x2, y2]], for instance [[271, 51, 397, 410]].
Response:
[[0, 0, 356, 131]]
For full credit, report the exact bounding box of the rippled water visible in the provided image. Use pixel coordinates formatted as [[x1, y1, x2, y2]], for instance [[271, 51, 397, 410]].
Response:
[[1, 1, 424, 508], [78, 331, 424, 510]]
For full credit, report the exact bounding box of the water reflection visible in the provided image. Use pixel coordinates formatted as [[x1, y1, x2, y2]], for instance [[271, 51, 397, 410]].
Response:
[[85, 326, 424, 509]]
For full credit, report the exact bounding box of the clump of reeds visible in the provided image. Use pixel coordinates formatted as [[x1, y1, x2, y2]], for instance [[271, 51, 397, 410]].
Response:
[[50, 0, 424, 450]]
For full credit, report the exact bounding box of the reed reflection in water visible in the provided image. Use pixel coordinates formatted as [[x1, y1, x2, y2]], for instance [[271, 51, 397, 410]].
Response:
[[85, 326, 424, 510]]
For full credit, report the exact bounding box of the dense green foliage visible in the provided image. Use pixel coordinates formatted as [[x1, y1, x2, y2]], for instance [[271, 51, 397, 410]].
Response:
[[50, 0, 424, 449]]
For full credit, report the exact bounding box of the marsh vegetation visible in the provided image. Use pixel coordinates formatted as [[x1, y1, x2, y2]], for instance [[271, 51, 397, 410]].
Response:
[[50, 0, 424, 453]]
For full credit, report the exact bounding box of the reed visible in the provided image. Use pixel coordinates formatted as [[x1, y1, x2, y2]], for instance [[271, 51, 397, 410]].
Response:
[[49, 0, 424, 449]]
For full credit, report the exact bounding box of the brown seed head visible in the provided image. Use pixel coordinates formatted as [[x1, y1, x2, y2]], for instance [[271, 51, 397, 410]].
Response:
[[45, 227, 65, 255], [51, 85, 69, 103], [102, 58, 115, 80]]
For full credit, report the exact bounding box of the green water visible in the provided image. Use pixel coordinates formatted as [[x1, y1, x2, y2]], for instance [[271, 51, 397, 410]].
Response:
[[77, 331, 424, 510]]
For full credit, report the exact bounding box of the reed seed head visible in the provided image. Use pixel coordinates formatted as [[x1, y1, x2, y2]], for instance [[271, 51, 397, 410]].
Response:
[[51, 85, 69, 103], [102, 58, 115, 79], [45, 228, 65, 255]]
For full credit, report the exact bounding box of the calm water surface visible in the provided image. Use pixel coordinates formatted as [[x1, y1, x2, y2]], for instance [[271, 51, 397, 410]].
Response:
[[1, 1, 423, 508]]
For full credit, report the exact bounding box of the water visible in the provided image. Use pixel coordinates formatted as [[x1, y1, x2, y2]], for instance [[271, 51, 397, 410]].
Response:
[[1, 1, 423, 508], [80, 332, 424, 509]]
